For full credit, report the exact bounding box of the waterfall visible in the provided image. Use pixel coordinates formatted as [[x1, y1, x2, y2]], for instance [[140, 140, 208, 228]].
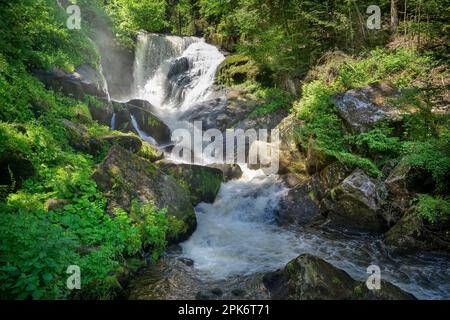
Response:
[[133, 32, 200, 97], [110, 112, 116, 130], [123, 33, 450, 299], [132, 32, 225, 127], [99, 63, 111, 101]]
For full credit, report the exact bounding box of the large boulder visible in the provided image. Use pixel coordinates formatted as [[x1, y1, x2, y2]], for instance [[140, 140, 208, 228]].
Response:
[[87, 98, 115, 127], [157, 160, 223, 205], [62, 119, 103, 155], [276, 114, 306, 174], [278, 183, 322, 227], [33, 64, 109, 100], [333, 81, 414, 134], [308, 162, 354, 218], [385, 159, 435, 211], [92, 145, 196, 244], [263, 254, 415, 300], [326, 169, 388, 232], [111, 100, 171, 145], [384, 210, 450, 253], [100, 134, 142, 154]]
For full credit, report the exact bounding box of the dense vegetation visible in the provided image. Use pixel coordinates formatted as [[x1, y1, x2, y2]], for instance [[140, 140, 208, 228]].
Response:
[[0, 0, 449, 299]]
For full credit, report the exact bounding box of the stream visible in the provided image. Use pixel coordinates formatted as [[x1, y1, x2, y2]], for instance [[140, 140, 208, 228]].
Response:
[[116, 33, 450, 300]]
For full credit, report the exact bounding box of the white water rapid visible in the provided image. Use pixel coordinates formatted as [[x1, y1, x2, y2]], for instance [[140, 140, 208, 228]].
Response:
[[123, 32, 450, 299]]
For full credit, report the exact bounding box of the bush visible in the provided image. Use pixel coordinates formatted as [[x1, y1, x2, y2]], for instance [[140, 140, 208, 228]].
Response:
[[415, 194, 450, 224]]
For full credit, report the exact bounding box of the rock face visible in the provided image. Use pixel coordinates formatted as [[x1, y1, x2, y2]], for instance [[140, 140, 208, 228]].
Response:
[[326, 169, 388, 232], [263, 254, 415, 300], [87, 12, 135, 100], [384, 211, 450, 253], [92, 145, 196, 244], [157, 160, 223, 205], [33, 64, 109, 100], [333, 81, 413, 134]]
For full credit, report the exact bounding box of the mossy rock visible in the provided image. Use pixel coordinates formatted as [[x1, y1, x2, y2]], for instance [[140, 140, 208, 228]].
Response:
[[216, 54, 271, 86], [263, 254, 415, 300], [157, 160, 223, 205], [92, 145, 196, 244]]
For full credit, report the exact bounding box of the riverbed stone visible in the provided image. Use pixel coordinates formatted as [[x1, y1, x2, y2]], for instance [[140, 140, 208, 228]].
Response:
[[263, 254, 415, 300]]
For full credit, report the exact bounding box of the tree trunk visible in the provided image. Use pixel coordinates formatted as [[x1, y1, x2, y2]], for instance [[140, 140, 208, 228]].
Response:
[[391, 0, 399, 34]]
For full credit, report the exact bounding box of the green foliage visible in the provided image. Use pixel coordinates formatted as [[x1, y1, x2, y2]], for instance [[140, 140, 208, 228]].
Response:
[[250, 87, 292, 116], [415, 194, 450, 224], [0, 0, 98, 71], [347, 126, 400, 159], [0, 205, 79, 299], [401, 129, 450, 192], [105, 0, 168, 44]]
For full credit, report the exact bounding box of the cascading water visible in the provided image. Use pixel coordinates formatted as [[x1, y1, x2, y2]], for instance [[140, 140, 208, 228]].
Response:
[[124, 32, 450, 299]]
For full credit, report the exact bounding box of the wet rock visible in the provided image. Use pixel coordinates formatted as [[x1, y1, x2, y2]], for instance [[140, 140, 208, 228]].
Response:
[[33, 64, 109, 100], [208, 164, 243, 181], [332, 81, 414, 134], [384, 210, 450, 253], [281, 172, 306, 188], [157, 160, 223, 205], [129, 108, 171, 145], [327, 169, 388, 232], [211, 288, 223, 297], [92, 145, 196, 244], [87, 98, 114, 127], [278, 183, 322, 227], [105, 100, 169, 145], [276, 114, 306, 174], [231, 289, 245, 297], [127, 99, 159, 114], [177, 257, 194, 267], [263, 254, 415, 300]]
